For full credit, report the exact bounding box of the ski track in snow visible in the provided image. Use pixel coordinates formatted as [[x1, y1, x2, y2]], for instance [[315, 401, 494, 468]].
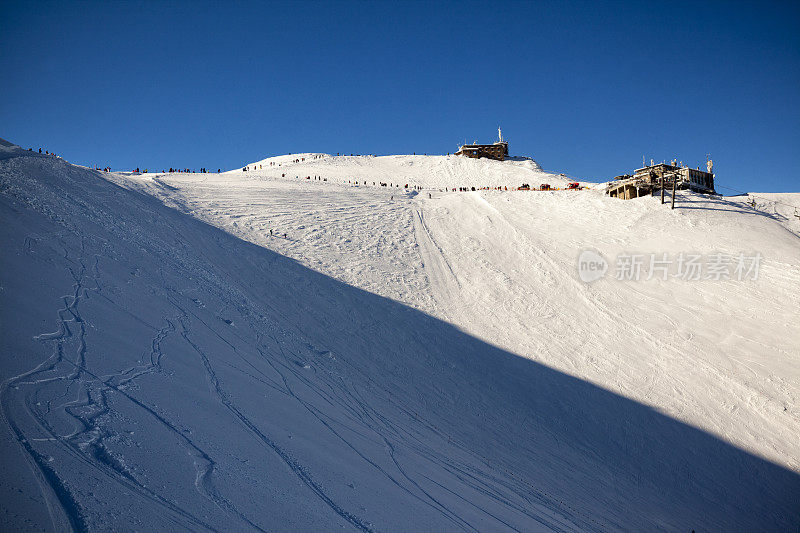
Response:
[[1, 244, 235, 532], [1, 143, 799, 531]]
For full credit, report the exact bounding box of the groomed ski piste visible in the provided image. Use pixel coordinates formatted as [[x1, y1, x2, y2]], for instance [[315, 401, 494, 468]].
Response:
[[1, 138, 798, 531]]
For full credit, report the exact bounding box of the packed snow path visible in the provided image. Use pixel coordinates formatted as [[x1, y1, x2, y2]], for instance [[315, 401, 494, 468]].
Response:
[[1, 142, 798, 531]]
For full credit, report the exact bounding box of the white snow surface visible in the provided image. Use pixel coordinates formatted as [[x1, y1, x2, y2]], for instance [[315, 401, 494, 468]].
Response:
[[235, 152, 563, 190], [1, 140, 799, 531]]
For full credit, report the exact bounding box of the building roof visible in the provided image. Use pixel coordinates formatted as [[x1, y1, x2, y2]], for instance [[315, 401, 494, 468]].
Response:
[[634, 163, 713, 176]]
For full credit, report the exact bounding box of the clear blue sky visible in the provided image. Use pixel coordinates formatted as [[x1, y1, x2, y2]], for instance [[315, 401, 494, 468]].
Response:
[[2, 0, 798, 192]]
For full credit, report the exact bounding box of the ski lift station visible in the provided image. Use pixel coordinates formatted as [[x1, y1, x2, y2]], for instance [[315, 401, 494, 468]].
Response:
[[607, 159, 716, 200]]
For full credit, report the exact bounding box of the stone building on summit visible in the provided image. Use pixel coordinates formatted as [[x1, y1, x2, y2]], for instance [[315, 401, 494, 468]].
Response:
[[455, 128, 509, 161]]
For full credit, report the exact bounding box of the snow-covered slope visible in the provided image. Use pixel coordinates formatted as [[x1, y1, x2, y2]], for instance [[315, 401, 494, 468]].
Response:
[[1, 141, 798, 531], [231, 153, 575, 191]]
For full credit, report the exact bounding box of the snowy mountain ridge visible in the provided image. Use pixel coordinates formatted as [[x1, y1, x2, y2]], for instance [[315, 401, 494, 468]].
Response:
[[1, 138, 799, 531], [234, 152, 557, 191]]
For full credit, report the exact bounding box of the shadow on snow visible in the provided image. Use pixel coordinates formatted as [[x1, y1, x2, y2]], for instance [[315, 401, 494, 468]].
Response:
[[1, 153, 798, 532]]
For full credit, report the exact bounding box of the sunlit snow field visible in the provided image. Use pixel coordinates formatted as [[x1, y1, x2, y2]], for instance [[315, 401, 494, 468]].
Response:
[[2, 140, 798, 531]]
